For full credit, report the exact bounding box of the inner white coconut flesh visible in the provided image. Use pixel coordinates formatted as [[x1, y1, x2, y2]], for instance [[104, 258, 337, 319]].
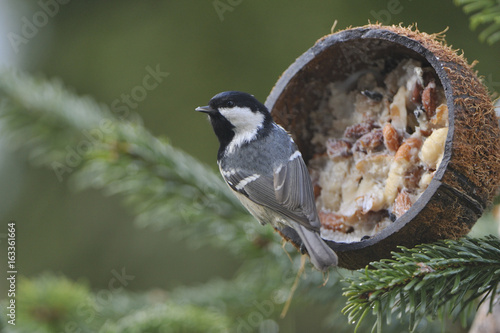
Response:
[[308, 59, 449, 243]]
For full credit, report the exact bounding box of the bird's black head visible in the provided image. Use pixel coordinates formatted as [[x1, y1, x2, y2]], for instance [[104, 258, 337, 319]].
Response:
[[196, 91, 274, 158]]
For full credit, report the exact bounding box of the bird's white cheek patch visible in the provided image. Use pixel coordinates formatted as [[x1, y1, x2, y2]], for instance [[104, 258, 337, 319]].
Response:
[[219, 106, 264, 130], [219, 106, 265, 154]]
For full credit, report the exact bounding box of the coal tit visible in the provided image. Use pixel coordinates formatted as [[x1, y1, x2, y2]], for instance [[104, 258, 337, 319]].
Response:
[[196, 91, 338, 271]]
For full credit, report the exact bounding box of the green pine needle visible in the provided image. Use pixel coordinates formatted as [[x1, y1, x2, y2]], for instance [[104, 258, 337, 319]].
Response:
[[342, 236, 500, 332], [454, 0, 500, 44]]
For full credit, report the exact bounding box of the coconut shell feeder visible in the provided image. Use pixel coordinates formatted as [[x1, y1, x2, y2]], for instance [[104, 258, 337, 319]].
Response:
[[266, 25, 500, 270]]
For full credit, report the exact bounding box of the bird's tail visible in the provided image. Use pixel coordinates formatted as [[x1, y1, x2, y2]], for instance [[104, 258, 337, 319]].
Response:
[[294, 224, 338, 271]]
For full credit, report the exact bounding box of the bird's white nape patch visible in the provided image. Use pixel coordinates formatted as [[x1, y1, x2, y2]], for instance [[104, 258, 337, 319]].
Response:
[[219, 106, 265, 154], [235, 174, 260, 190], [273, 123, 295, 143]]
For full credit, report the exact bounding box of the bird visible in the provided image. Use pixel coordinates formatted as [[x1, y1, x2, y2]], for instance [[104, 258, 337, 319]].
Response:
[[196, 91, 338, 271]]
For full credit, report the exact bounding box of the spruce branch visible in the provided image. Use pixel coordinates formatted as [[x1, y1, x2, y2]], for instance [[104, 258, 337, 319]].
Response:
[[342, 235, 500, 332], [0, 68, 280, 257], [0, 274, 233, 333], [100, 302, 232, 333], [454, 0, 500, 44], [72, 122, 260, 254], [0, 70, 108, 165]]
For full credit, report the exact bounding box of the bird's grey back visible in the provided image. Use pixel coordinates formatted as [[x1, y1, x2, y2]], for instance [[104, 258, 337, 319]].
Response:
[[220, 125, 296, 174]]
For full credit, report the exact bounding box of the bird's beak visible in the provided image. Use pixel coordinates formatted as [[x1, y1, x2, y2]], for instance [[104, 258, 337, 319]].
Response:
[[195, 105, 215, 114]]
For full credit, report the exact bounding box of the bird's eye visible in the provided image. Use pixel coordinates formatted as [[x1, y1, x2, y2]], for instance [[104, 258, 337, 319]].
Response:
[[226, 100, 235, 108]]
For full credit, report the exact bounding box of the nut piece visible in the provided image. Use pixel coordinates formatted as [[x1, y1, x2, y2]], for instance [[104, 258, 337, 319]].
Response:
[[344, 121, 376, 139], [420, 127, 448, 169], [430, 104, 448, 127], [353, 128, 384, 153], [394, 137, 423, 163], [410, 81, 423, 104], [326, 138, 352, 160], [390, 86, 408, 131], [382, 123, 400, 153], [422, 80, 437, 118], [319, 210, 353, 233], [393, 190, 412, 218], [384, 135, 423, 204]]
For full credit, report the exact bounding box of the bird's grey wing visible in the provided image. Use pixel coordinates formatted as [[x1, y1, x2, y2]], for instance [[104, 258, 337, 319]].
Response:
[[223, 170, 276, 205], [273, 152, 321, 229], [222, 156, 319, 230]]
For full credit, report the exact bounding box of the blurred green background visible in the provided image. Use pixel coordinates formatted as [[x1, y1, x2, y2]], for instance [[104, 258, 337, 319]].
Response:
[[0, 0, 499, 331]]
